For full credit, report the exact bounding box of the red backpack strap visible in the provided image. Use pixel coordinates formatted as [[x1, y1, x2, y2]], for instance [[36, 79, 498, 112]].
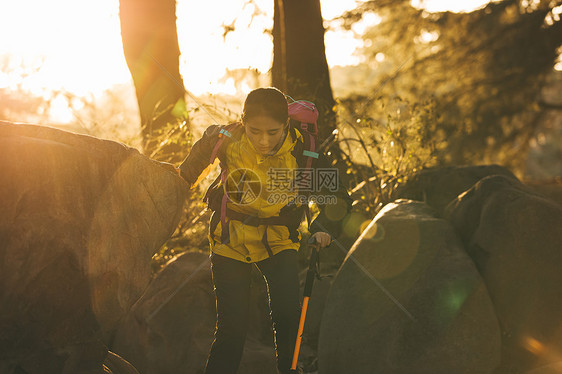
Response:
[[303, 133, 318, 169], [219, 166, 231, 244], [209, 122, 242, 164], [207, 122, 243, 244]]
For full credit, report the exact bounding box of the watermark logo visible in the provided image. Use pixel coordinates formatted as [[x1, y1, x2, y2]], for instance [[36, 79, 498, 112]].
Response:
[[225, 168, 261, 205], [266, 168, 339, 192], [225, 167, 339, 206]]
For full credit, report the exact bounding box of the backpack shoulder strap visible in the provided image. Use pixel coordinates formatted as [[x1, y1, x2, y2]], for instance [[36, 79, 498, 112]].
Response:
[[292, 125, 319, 170], [303, 131, 319, 169], [209, 122, 243, 165], [290, 125, 320, 231]]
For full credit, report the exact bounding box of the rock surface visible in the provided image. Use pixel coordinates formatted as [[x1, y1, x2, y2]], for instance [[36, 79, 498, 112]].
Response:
[[0, 122, 187, 373], [318, 200, 501, 374], [393, 165, 516, 216], [446, 175, 562, 373]]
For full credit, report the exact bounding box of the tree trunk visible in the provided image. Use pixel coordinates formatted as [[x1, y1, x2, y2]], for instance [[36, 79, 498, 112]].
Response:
[[119, 0, 185, 155], [272, 0, 337, 144], [272, 0, 286, 92]]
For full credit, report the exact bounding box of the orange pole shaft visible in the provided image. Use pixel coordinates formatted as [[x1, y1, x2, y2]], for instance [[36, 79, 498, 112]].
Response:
[[291, 296, 310, 370]]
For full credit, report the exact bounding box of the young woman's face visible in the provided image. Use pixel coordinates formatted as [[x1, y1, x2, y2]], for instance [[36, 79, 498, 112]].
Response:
[[244, 115, 287, 155]]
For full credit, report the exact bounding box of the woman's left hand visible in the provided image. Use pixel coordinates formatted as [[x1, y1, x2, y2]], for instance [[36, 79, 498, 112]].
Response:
[[311, 232, 332, 248]]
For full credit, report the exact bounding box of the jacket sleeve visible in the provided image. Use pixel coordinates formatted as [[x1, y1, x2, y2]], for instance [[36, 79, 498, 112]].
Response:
[[178, 125, 221, 185], [309, 152, 353, 239]]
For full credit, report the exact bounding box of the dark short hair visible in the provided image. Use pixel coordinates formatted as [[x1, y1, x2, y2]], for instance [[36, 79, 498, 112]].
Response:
[[241, 87, 288, 125]]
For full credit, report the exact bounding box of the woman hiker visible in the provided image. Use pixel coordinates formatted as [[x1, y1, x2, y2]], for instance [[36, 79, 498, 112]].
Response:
[[176, 87, 352, 374]]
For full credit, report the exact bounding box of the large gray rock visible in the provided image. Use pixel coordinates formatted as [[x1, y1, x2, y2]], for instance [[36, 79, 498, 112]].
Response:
[[446, 175, 562, 373], [0, 122, 187, 373], [318, 200, 501, 374], [112, 250, 278, 374], [392, 165, 516, 216]]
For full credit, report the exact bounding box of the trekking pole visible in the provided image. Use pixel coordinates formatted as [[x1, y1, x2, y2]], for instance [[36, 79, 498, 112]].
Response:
[[290, 236, 321, 372]]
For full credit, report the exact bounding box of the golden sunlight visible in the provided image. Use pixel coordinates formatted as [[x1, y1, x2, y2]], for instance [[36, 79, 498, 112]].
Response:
[[0, 0, 129, 97], [0, 0, 506, 124]]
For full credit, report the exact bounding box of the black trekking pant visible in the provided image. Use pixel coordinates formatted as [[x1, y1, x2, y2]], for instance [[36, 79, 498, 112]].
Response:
[[204, 250, 301, 374]]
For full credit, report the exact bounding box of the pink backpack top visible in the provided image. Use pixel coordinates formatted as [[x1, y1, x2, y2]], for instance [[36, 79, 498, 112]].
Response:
[[288, 100, 319, 136]]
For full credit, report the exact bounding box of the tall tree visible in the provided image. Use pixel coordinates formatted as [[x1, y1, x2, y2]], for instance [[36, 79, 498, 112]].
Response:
[[272, 0, 336, 144], [119, 0, 185, 155]]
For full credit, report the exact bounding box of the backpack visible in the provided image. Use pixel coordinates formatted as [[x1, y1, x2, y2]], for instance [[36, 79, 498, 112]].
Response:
[[288, 100, 320, 168]]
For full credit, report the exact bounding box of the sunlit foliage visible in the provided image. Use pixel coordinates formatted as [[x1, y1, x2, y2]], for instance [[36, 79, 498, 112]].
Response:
[[335, 95, 443, 213], [337, 0, 562, 172]]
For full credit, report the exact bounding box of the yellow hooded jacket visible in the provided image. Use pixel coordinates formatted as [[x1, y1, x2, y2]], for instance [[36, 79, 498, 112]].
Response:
[[179, 124, 352, 263]]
